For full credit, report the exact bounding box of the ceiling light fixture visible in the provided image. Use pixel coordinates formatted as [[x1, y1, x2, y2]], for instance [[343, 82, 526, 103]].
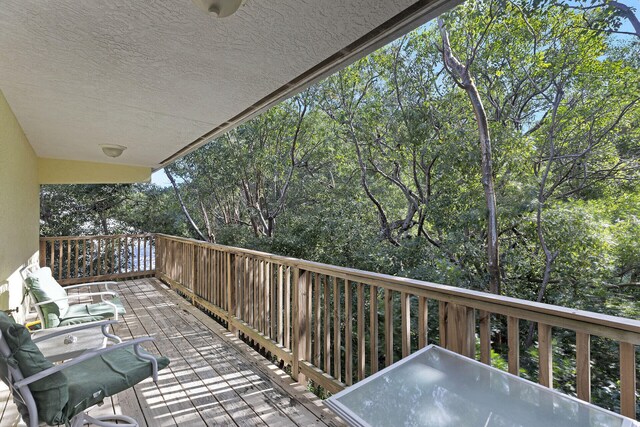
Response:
[[100, 144, 127, 158], [193, 0, 246, 18]]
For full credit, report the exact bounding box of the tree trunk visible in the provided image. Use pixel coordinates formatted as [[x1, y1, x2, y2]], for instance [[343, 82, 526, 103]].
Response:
[[438, 17, 501, 294], [166, 168, 209, 242]]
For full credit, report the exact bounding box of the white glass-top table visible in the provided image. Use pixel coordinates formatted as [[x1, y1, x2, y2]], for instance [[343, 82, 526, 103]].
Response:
[[326, 345, 638, 427], [31, 321, 121, 362]]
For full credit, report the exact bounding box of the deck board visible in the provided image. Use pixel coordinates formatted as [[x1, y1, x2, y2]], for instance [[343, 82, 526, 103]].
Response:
[[1, 278, 341, 427]]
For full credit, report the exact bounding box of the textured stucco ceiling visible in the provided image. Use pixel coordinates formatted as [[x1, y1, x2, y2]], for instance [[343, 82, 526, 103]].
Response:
[[0, 0, 448, 168]]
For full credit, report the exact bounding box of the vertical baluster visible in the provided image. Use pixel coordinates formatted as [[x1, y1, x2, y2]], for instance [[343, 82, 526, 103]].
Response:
[[270, 263, 276, 339], [66, 238, 71, 280], [333, 276, 341, 382], [278, 265, 284, 345], [305, 272, 312, 361], [401, 292, 410, 358], [576, 332, 591, 402], [39, 239, 46, 268], [345, 279, 353, 385], [314, 274, 321, 367], [284, 266, 291, 349], [479, 310, 491, 365], [292, 268, 308, 383], [620, 342, 636, 419], [324, 276, 331, 374], [439, 301, 447, 348], [418, 296, 428, 349], [265, 262, 271, 336], [58, 239, 64, 280], [538, 323, 553, 387], [508, 316, 520, 376], [370, 286, 379, 374], [357, 283, 365, 381], [117, 237, 122, 275], [385, 289, 393, 367], [137, 236, 141, 274]]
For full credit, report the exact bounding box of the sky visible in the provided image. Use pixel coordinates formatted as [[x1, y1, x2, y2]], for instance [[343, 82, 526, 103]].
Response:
[[151, 169, 171, 187]]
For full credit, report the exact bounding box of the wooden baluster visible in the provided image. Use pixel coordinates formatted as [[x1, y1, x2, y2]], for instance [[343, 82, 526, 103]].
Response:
[[385, 289, 393, 367], [357, 283, 365, 381], [345, 279, 353, 385], [314, 274, 321, 367], [401, 292, 410, 358], [137, 236, 141, 273], [58, 239, 64, 280], [576, 332, 591, 402], [284, 266, 291, 349], [228, 253, 237, 335], [479, 310, 491, 365], [305, 272, 312, 361], [248, 258, 254, 327], [278, 265, 284, 345], [508, 316, 520, 376], [439, 301, 447, 348], [620, 342, 636, 419], [87, 239, 93, 279], [538, 323, 553, 387], [418, 296, 428, 350], [270, 263, 276, 339], [292, 268, 308, 383], [324, 276, 331, 374], [117, 237, 122, 275], [264, 261, 270, 336], [38, 239, 45, 268], [66, 238, 71, 280], [243, 257, 249, 323], [333, 276, 342, 381], [370, 286, 379, 374]]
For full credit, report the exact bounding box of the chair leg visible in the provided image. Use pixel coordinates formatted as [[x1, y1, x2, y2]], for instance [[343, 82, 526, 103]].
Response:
[[70, 412, 138, 427]]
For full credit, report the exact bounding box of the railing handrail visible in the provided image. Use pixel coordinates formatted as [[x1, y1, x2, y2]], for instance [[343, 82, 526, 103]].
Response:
[[41, 233, 154, 241], [156, 233, 640, 342]]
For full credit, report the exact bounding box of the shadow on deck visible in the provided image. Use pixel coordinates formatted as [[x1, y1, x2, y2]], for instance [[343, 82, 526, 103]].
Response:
[[0, 278, 341, 427]]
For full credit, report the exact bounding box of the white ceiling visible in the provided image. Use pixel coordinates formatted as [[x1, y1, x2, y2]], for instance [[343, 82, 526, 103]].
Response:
[[0, 0, 447, 169]]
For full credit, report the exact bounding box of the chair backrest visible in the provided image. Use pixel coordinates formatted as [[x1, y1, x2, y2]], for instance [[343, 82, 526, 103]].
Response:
[[22, 267, 69, 328], [0, 312, 69, 426]]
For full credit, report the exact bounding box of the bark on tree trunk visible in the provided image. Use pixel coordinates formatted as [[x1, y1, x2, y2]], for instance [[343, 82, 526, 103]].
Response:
[[166, 168, 209, 242], [438, 17, 501, 294]]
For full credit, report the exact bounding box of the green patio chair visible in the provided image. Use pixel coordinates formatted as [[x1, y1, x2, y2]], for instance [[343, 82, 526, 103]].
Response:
[[21, 265, 126, 329], [0, 312, 170, 427]]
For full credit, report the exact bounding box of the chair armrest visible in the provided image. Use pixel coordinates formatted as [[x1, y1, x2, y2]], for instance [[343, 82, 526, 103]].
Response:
[[31, 320, 118, 343], [64, 281, 118, 291], [14, 337, 156, 388], [33, 291, 118, 306]]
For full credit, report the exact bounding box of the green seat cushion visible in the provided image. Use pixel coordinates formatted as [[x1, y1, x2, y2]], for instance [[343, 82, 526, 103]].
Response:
[[25, 267, 69, 328], [62, 347, 170, 420], [0, 312, 69, 425], [59, 298, 126, 326]]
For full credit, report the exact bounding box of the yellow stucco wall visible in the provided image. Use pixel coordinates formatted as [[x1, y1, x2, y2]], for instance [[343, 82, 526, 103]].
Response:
[[38, 158, 151, 184], [0, 90, 39, 323]]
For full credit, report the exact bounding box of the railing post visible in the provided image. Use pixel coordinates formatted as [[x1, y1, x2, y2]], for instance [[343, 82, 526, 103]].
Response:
[[39, 239, 46, 267], [292, 267, 308, 383], [445, 303, 476, 358], [154, 234, 162, 278], [227, 252, 238, 336]]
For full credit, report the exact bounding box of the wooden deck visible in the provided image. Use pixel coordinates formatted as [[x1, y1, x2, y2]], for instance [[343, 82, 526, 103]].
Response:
[[1, 278, 342, 427]]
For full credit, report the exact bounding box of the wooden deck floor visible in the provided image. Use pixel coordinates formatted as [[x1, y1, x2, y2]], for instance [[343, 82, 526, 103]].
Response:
[[1, 278, 342, 427]]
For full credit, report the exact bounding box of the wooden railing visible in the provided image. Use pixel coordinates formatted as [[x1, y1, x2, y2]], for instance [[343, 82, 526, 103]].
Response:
[[155, 234, 639, 420], [39, 234, 156, 285]]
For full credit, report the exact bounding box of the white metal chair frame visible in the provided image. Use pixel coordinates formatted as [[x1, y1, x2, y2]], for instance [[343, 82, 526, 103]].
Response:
[[20, 264, 122, 326]]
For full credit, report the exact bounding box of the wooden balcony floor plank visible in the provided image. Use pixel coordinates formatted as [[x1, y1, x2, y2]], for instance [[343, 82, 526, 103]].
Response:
[[0, 277, 340, 427]]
